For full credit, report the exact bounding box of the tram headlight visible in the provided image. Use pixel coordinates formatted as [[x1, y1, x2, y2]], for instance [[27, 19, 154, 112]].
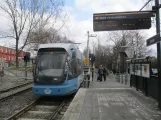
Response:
[[53, 78, 58, 81]]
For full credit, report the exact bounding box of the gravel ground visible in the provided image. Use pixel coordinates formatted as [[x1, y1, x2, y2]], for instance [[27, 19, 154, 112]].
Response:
[[0, 90, 39, 119], [0, 69, 33, 91]]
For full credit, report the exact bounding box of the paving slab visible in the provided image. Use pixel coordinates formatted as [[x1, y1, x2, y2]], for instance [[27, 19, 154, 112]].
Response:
[[62, 75, 161, 120]]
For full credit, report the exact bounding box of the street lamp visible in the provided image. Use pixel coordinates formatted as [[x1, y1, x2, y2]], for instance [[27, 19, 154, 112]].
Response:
[[84, 31, 97, 88], [87, 31, 97, 66]]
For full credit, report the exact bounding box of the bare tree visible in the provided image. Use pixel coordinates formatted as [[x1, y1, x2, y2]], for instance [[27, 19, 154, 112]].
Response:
[[27, 27, 74, 50], [92, 30, 151, 70], [0, 0, 64, 68], [104, 30, 152, 72], [90, 37, 112, 68], [106, 31, 129, 68], [107, 30, 151, 58]]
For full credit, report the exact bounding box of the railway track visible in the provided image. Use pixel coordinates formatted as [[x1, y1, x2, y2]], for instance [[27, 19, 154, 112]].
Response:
[[54, 101, 71, 120], [6, 97, 72, 120], [0, 82, 33, 102], [0, 82, 33, 93]]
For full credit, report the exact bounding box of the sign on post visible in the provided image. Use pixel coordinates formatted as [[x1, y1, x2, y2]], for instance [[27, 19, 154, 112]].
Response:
[[130, 64, 135, 75], [130, 63, 150, 78], [125, 47, 134, 58], [146, 34, 160, 46], [142, 64, 150, 78], [84, 58, 89, 65], [135, 64, 141, 76], [93, 11, 154, 31]]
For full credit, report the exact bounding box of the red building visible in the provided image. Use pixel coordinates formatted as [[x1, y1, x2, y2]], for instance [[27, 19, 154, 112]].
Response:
[[0, 46, 26, 62]]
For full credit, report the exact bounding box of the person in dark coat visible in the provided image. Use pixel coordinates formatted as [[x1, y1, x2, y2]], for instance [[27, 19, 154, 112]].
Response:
[[98, 65, 103, 81], [103, 67, 107, 81]]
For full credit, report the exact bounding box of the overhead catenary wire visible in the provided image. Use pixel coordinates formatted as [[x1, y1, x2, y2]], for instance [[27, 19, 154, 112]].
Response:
[[139, 0, 156, 26], [139, 0, 152, 11], [50, 0, 75, 41], [60, 0, 75, 41]]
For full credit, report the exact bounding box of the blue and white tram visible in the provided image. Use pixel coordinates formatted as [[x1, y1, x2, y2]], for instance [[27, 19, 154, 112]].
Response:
[[32, 43, 84, 96]]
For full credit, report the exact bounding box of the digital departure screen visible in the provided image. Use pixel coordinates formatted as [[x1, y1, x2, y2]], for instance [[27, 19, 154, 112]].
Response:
[[94, 18, 151, 31], [93, 11, 154, 31]]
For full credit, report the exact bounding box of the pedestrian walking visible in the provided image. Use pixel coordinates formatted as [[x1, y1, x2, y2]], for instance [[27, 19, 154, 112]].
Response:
[[98, 65, 103, 82], [103, 67, 107, 81], [91, 65, 94, 81]]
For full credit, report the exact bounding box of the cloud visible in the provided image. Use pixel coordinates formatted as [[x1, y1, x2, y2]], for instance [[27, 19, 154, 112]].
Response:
[[0, 0, 157, 56], [59, 0, 157, 55], [56, 6, 95, 52], [75, 0, 145, 13], [0, 0, 15, 46]]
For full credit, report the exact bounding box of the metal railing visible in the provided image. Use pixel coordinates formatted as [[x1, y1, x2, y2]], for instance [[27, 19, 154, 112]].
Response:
[[116, 73, 130, 85]]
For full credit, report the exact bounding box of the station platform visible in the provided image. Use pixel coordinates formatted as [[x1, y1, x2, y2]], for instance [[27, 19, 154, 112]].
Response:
[[62, 74, 161, 120]]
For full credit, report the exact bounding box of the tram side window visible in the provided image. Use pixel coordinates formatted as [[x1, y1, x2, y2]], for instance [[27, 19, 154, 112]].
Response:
[[77, 59, 82, 75], [71, 58, 77, 75], [67, 60, 73, 79], [81, 60, 84, 71], [69, 59, 81, 78], [68, 58, 84, 80]]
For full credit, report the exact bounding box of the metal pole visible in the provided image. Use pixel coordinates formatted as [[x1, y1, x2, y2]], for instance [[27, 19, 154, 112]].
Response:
[[155, 0, 161, 109], [87, 31, 90, 66], [25, 61, 27, 80], [86, 31, 90, 88]]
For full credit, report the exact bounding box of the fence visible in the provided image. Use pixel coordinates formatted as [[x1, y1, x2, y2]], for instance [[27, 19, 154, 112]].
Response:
[[116, 73, 159, 101], [116, 73, 130, 85], [130, 74, 158, 100], [2, 68, 33, 80]]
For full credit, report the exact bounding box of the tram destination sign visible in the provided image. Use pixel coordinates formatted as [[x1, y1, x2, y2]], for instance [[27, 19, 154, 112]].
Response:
[[93, 11, 154, 31], [146, 34, 160, 46]]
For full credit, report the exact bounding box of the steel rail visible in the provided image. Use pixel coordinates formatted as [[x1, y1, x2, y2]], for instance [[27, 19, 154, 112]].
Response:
[[6, 98, 40, 120], [48, 100, 66, 120], [0, 81, 33, 93], [0, 87, 32, 102], [6, 99, 67, 120]]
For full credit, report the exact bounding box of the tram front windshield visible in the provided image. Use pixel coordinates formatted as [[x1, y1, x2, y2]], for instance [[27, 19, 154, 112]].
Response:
[[36, 52, 66, 77]]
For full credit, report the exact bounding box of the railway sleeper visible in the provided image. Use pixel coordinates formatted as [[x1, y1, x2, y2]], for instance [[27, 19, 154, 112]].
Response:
[[31, 105, 57, 111], [17, 118, 46, 120], [55, 114, 63, 120], [19, 111, 53, 119], [59, 111, 65, 115]]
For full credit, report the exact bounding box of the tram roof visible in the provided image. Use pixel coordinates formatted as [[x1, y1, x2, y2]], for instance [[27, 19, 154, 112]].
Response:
[[38, 43, 77, 51]]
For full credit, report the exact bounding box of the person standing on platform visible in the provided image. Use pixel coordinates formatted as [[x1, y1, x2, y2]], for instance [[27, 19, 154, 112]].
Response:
[[98, 65, 103, 82], [91, 65, 94, 81], [103, 67, 107, 81]]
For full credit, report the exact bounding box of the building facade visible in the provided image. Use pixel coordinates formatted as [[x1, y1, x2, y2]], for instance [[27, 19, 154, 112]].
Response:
[[0, 46, 25, 62]]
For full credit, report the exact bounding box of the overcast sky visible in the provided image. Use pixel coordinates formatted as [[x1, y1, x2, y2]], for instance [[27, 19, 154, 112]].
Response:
[[0, 0, 158, 55], [59, 0, 157, 55]]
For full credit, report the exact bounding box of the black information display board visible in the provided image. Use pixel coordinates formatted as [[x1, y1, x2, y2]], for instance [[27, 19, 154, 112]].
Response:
[[93, 11, 154, 31]]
